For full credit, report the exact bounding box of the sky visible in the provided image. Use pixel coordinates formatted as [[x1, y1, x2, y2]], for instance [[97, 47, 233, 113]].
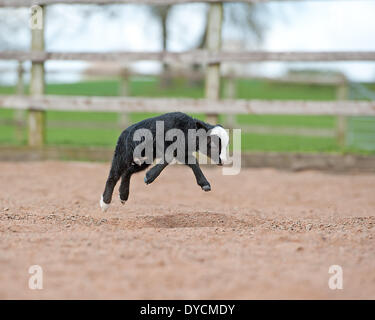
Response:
[[260, 0, 375, 81], [1, 0, 375, 83]]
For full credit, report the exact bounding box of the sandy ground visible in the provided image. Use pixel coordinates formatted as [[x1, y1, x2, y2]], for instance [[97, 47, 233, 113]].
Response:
[[0, 161, 374, 299]]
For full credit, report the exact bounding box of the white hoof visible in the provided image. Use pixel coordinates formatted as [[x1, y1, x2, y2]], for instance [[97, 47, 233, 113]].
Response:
[[100, 195, 110, 212]]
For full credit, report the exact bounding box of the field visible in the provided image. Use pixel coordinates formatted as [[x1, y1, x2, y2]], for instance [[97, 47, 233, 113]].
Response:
[[0, 161, 374, 299], [1, 77, 374, 154]]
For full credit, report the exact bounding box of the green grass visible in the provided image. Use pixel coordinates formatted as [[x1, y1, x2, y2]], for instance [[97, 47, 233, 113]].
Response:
[[0, 125, 25, 145], [236, 80, 336, 100], [46, 110, 119, 122], [0, 108, 15, 120], [0, 77, 374, 154], [2, 77, 337, 99], [236, 114, 335, 129], [46, 127, 120, 147], [242, 133, 337, 153]]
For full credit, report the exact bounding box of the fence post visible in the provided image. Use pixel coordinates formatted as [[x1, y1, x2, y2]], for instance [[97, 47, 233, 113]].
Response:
[[15, 61, 25, 142], [205, 2, 223, 125], [118, 66, 130, 128], [16, 61, 24, 95], [336, 76, 348, 148], [28, 4, 45, 147], [223, 71, 237, 128]]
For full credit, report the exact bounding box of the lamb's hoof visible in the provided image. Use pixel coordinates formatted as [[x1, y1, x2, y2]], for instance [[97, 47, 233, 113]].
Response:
[[100, 195, 110, 212], [202, 185, 211, 192], [144, 176, 151, 185], [119, 195, 126, 205]]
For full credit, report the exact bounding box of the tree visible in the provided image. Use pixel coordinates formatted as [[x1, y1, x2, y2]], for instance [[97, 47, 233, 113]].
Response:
[[150, 5, 172, 53], [148, 5, 173, 86], [192, 3, 268, 83], [196, 3, 267, 50]]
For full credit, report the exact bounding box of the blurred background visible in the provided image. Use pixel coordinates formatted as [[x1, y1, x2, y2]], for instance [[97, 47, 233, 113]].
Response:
[[1, 0, 375, 159]]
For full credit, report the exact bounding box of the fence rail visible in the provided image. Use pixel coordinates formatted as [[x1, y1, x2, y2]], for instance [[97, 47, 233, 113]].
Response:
[[2, 51, 375, 63], [0, 118, 337, 137], [0, 66, 351, 85], [1, 95, 375, 116], [0, 0, 349, 8]]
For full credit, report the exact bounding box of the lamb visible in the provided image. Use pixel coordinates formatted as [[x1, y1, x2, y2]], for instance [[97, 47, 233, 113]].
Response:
[[100, 112, 229, 212]]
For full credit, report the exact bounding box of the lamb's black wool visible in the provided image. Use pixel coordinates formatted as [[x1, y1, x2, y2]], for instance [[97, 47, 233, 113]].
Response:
[[100, 112, 226, 211]]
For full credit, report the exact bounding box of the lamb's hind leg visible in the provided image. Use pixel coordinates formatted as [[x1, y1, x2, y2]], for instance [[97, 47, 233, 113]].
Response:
[[119, 171, 131, 204], [101, 158, 125, 211]]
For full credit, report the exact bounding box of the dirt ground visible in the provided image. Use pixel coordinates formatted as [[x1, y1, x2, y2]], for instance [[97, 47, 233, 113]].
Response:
[[0, 161, 374, 299]]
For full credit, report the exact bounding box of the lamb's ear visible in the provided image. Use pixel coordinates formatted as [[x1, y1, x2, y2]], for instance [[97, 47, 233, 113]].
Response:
[[195, 119, 211, 131]]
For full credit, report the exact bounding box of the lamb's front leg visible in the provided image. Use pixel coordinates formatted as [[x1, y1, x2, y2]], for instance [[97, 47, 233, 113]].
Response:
[[119, 172, 131, 204], [187, 160, 211, 192], [144, 161, 169, 185]]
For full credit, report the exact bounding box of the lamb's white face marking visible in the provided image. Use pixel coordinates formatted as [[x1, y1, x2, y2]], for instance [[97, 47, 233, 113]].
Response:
[[100, 195, 110, 212], [210, 126, 229, 162]]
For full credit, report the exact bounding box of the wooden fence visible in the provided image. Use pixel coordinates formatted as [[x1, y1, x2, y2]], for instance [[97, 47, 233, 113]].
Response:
[[2, 51, 375, 63], [2, 95, 375, 115], [1, 0, 375, 151], [0, 66, 352, 138], [0, 0, 362, 6]]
